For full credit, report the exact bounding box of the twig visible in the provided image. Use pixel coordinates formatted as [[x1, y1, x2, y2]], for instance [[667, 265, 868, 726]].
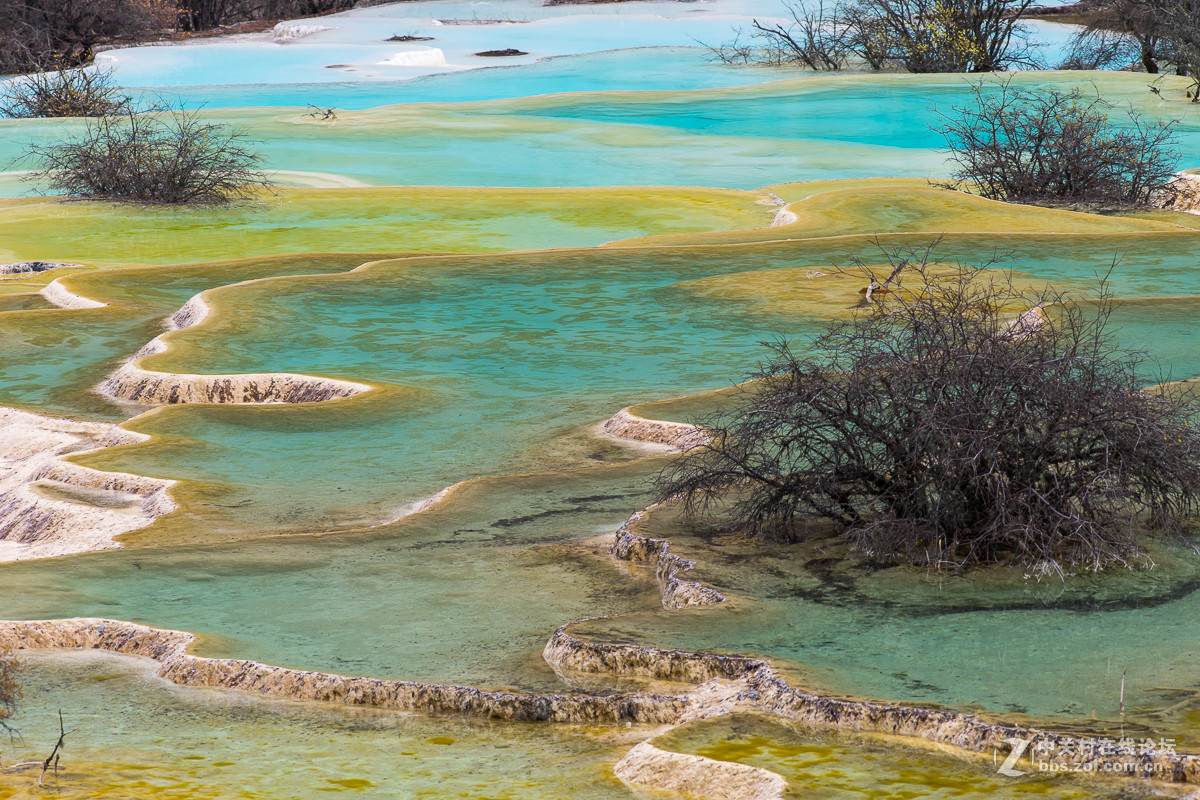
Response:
[[37, 711, 72, 787]]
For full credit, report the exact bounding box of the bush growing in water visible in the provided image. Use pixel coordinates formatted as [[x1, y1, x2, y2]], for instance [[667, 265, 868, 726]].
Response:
[[656, 245, 1200, 574], [937, 80, 1180, 208], [0, 646, 20, 735], [0, 65, 131, 119], [25, 106, 270, 204]]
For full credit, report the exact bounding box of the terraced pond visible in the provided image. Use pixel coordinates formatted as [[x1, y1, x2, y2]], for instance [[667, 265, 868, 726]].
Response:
[[2, 2, 1200, 797]]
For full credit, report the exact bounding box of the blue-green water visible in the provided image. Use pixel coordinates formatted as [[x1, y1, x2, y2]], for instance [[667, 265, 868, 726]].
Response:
[[4, 72, 1196, 193], [3, 7, 1200, 793]]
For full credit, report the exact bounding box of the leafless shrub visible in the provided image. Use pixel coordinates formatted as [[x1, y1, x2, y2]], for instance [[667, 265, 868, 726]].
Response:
[[0, 64, 132, 119], [1083, 0, 1165, 73], [726, 0, 1038, 72], [704, 29, 764, 64], [750, 1, 856, 70], [24, 105, 271, 204], [657, 245, 1200, 573], [175, 0, 354, 30], [0, 646, 20, 736], [1059, 28, 1141, 70], [937, 79, 1180, 207], [304, 104, 336, 120], [0, 0, 178, 73], [1142, 0, 1200, 100]]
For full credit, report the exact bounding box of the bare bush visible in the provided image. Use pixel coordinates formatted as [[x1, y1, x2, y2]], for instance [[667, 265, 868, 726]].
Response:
[[176, 0, 354, 30], [937, 80, 1179, 207], [1144, 0, 1200, 100], [0, 0, 178, 73], [1059, 28, 1141, 70], [0, 646, 20, 734], [857, 0, 1039, 71], [0, 65, 132, 119], [657, 245, 1200, 573], [724, 0, 1037, 72], [749, 1, 856, 70], [25, 106, 270, 204]]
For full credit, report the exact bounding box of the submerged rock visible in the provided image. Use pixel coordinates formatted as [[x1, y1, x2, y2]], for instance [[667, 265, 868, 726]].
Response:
[[602, 407, 710, 451]]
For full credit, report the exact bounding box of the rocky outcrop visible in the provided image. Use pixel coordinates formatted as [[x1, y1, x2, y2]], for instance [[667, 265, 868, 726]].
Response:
[[102, 360, 369, 405], [612, 510, 725, 609], [545, 621, 1200, 781], [0, 407, 175, 559], [99, 299, 371, 406], [6, 608, 1200, 781], [272, 23, 335, 42], [166, 293, 210, 331], [614, 741, 787, 800], [1162, 173, 1200, 215], [0, 261, 83, 276], [602, 407, 709, 451], [0, 618, 691, 724], [544, 627, 765, 684], [39, 278, 106, 310]]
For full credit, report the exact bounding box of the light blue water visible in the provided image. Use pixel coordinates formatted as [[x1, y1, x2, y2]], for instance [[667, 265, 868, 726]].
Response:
[[5, 73, 1194, 193], [136, 48, 798, 109]]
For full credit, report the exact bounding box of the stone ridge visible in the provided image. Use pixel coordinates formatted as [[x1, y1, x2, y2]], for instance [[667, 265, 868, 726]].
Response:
[[0, 407, 176, 559], [99, 297, 371, 405], [612, 509, 726, 608], [545, 624, 1200, 781], [0, 618, 691, 724], [602, 408, 710, 451]]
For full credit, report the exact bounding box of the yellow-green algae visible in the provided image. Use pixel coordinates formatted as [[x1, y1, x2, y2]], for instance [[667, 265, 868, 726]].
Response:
[[0, 186, 773, 269], [0, 254, 399, 419], [0, 650, 645, 800], [609, 183, 1187, 249], [654, 714, 1121, 799]]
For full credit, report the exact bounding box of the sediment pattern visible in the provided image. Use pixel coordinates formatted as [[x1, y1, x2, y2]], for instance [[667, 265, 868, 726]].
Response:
[[0, 407, 175, 559], [0, 619, 691, 724], [39, 278, 106, 310], [602, 408, 710, 451], [612, 509, 725, 609], [614, 741, 787, 800]]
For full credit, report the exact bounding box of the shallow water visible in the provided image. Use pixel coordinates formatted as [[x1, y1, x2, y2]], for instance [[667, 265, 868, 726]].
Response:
[[569, 498, 1200, 738], [0, 464, 667, 690], [92, 0, 1077, 96], [657, 714, 1119, 799], [1, 656, 1130, 800], [2, 8, 1200, 793], [4, 228, 1200, 741], [0, 187, 772, 266], [4, 73, 1195, 194], [0, 650, 644, 800], [92, 232, 1200, 536]]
